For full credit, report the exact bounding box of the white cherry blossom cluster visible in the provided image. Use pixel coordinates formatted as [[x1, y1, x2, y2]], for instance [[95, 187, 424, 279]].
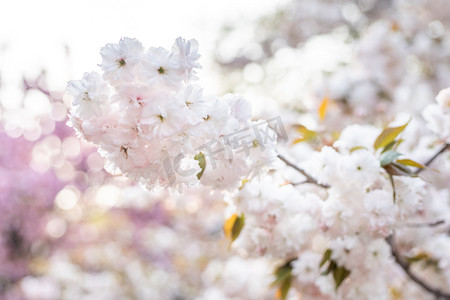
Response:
[[66, 37, 277, 190], [226, 119, 450, 299], [65, 36, 450, 300], [211, 1, 450, 297]]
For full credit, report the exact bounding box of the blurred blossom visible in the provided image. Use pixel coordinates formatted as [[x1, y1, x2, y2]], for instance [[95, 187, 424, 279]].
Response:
[[215, 0, 450, 124], [0, 130, 63, 292], [0, 73, 109, 296]]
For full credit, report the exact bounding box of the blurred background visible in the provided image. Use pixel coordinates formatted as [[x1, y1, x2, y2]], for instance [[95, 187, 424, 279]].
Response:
[[0, 1, 285, 299], [1, 0, 450, 299]]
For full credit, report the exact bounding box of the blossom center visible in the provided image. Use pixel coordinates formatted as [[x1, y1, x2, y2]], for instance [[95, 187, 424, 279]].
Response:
[[117, 58, 126, 67], [120, 146, 129, 159], [82, 91, 91, 102], [158, 66, 166, 74]]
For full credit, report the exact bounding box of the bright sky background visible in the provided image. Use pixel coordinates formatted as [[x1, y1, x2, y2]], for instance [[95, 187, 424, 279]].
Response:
[[0, 0, 287, 94], [0, 0, 349, 138]]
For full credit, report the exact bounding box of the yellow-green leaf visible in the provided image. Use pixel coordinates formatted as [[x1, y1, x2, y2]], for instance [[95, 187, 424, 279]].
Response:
[[390, 287, 403, 300], [273, 266, 292, 286], [349, 146, 367, 153], [318, 95, 330, 121], [396, 159, 425, 169], [293, 125, 317, 144], [272, 259, 295, 285], [275, 278, 291, 300], [381, 140, 397, 153], [406, 252, 430, 264], [374, 121, 409, 150], [194, 152, 206, 179], [320, 249, 333, 268], [381, 138, 404, 153], [223, 213, 245, 244], [239, 179, 249, 190], [273, 259, 295, 300], [223, 214, 237, 239]]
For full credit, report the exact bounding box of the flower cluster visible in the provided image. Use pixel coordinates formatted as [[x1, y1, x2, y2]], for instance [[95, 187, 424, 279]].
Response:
[[226, 120, 450, 299], [65, 32, 450, 300], [66, 38, 277, 190], [212, 7, 450, 299]]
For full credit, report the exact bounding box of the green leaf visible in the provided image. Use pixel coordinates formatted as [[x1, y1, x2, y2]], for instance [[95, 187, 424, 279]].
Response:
[[381, 140, 397, 153], [381, 138, 405, 154], [333, 266, 351, 290], [374, 121, 409, 150], [406, 252, 429, 264], [276, 277, 292, 300], [380, 150, 402, 167], [319, 251, 351, 291], [194, 152, 206, 179], [272, 259, 295, 300], [423, 258, 440, 270], [231, 214, 245, 242], [273, 265, 292, 286], [320, 249, 333, 268], [396, 159, 425, 169], [321, 260, 336, 276]]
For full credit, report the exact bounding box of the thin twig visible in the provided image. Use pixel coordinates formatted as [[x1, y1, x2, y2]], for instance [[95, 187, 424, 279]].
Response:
[[23, 75, 58, 102], [404, 220, 446, 228], [386, 234, 450, 300], [277, 154, 329, 188], [388, 173, 396, 203], [415, 143, 450, 175]]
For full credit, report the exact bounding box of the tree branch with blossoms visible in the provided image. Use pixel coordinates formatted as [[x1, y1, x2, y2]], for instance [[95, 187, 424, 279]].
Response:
[[415, 143, 450, 175], [65, 37, 450, 300], [384, 139, 450, 299], [386, 234, 450, 300], [277, 154, 329, 188]]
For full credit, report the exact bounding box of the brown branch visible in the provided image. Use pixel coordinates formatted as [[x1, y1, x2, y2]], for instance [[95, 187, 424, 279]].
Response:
[[404, 220, 445, 228], [386, 234, 450, 300], [415, 143, 450, 175], [277, 154, 329, 188]]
